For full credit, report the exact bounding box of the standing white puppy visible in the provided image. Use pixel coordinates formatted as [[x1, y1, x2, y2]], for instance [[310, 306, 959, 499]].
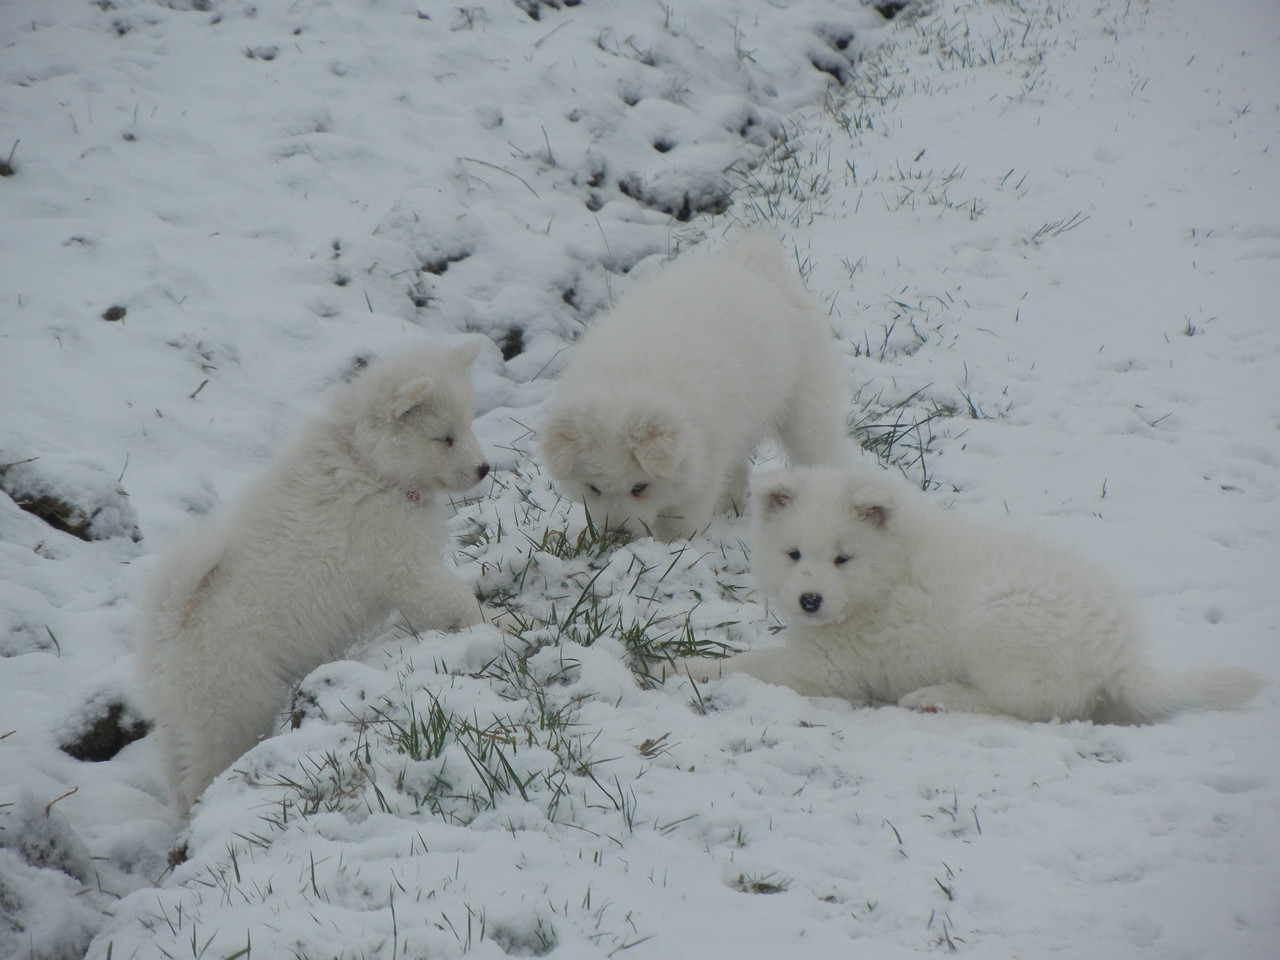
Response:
[[137, 343, 492, 815], [540, 234, 850, 541], [707, 466, 1264, 723]]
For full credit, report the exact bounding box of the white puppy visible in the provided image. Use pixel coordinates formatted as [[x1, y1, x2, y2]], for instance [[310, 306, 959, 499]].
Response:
[[540, 234, 850, 541], [137, 343, 492, 815], [704, 466, 1264, 723]]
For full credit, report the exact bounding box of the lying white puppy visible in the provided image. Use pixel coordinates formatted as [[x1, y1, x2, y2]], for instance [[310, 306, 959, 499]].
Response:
[[540, 234, 850, 541], [137, 343, 493, 815], [703, 466, 1264, 723]]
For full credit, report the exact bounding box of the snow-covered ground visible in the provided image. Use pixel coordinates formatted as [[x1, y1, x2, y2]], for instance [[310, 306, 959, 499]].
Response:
[[2, 0, 1278, 957]]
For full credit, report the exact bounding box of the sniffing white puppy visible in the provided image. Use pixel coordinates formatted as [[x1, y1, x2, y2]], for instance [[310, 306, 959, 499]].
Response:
[[540, 234, 850, 541], [708, 466, 1264, 723], [137, 343, 492, 815]]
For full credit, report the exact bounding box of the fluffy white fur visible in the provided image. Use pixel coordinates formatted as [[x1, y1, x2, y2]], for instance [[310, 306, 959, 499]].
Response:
[[540, 234, 850, 541], [136, 343, 493, 815], [706, 466, 1264, 723]]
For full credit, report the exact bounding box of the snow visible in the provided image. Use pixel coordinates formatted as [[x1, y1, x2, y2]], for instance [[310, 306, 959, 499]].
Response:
[[1, 0, 1278, 957]]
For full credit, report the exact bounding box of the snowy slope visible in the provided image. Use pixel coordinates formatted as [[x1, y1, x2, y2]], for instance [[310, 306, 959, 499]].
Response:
[[1, 0, 1278, 958]]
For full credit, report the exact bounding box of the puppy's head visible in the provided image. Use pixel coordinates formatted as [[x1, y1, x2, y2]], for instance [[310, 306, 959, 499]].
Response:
[[540, 399, 689, 538], [345, 341, 490, 493], [750, 467, 906, 625]]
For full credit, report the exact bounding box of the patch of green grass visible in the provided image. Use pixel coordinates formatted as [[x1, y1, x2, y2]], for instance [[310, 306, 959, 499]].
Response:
[[269, 672, 609, 826], [850, 386, 947, 489], [727, 117, 837, 230]]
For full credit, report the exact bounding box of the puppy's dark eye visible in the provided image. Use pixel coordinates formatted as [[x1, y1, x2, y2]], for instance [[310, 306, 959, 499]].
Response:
[[588, 484, 602, 496], [834, 555, 850, 566], [438, 435, 455, 448], [630, 483, 648, 497], [788, 550, 801, 562]]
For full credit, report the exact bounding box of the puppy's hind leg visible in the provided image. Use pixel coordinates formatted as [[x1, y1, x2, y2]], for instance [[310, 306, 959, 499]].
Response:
[[777, 371, 853, 467], [717, 461, 750, 516], [158, 660, 288, 815]]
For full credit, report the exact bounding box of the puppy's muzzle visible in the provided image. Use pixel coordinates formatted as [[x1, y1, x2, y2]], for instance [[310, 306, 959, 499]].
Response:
[[799, 592, 823, 614]]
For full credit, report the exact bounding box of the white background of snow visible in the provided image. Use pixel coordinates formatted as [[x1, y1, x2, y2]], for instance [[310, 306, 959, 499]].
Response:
[[2, 0, 1278, 958]]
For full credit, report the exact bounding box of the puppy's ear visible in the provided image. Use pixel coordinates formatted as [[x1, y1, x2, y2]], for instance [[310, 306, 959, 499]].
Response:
[[751, 474, 797, 516], [451, 340, 482, 367], [849, 480, 898, 528], [539, 414, 581, 478], [628, 412, 686, 479], [855, 503, 890, 527], [837, 470, 901, 529], [389, 377, 435, 420]]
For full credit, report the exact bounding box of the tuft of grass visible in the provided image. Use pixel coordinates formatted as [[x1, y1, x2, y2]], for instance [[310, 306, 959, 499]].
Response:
[[459, 464, 745, 686], [727, 117, 837, 229], [857, 161, 989, 220], [850, 386, 946, 489], [0, 140, 17, 176], [523, 506, 632, 562], [1028, 211, 1088, 244], [850, 316, 929, 361], [268, 673, 612, 827], [731, 872, 791, 895]]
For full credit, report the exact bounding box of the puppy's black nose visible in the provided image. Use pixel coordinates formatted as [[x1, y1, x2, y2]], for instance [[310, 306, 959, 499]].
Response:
[[477, 463, 491, 480], [799, 592, 822, 614]]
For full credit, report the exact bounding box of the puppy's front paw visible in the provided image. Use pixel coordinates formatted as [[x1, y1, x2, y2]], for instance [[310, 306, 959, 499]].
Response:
[[899, 683, 987, 715]]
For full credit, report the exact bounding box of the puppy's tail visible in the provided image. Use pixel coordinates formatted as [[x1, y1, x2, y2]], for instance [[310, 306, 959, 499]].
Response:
[[141, 522, 227, 639], [1102, 664, 1266, 724]]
